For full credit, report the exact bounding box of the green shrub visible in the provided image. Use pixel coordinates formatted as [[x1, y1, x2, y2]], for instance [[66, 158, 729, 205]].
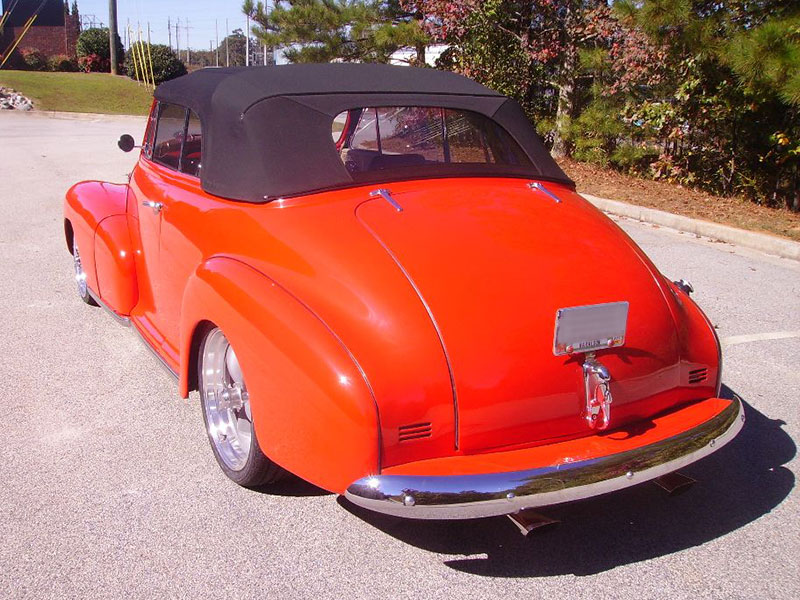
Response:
[[76, 27, 123, 71], [610, 144, 659, 174], [21, 49, 48, 71], [573, 140, 610, 167], [47, 54, 79, 72], [124, 43, 187, 85], [78, 54, 109, 73]]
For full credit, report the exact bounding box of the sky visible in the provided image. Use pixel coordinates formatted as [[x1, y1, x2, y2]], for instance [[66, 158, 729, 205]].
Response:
[[75, 1, 258, 50]]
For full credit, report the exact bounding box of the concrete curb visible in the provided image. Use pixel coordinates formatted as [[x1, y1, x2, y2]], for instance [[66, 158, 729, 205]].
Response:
[[582, 193, 800, 262], [3, 109, 147, 122]]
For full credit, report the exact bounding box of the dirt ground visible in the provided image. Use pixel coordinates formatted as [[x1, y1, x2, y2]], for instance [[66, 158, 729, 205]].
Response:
[[558, 158, 800, 243]]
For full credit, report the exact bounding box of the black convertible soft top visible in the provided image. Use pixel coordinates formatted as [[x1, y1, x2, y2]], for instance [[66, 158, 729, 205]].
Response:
[[154, 64, 573, 202]]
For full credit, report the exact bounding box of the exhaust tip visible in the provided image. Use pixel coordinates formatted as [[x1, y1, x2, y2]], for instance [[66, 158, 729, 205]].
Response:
[[507, 509, 561, 536], [653, 471, 697, 497]]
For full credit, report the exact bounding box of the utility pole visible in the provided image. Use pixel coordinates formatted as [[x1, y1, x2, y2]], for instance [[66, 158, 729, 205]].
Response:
[[215, 19, 219, 67], [168, 17, 172, 50], [225, 19, 229, 67], [175, 18, 180, 58], [147, 23, 155, 89], [185, 18, 190, 65], [245, 13, 250, 66], [108, 0, 118, 75]]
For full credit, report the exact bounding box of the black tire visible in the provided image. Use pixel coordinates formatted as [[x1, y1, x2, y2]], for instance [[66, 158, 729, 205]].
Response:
[[198, 326, 284, 487], [72, 242, 99, 306]]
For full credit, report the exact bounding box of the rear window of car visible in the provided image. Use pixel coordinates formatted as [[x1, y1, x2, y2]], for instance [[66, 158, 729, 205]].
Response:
[[334, 106, 532, 175]]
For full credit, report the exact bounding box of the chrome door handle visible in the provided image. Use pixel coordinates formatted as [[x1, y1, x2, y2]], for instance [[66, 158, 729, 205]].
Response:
[[142, 200, 163, 214]]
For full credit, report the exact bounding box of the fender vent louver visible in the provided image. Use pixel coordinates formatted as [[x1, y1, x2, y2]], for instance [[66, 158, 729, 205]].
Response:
[[689, 367, 709, 384], [398, 422, 432, 442]]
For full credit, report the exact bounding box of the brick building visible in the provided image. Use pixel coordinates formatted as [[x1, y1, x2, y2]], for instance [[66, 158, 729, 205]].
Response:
[[0, 0, 80, 61]]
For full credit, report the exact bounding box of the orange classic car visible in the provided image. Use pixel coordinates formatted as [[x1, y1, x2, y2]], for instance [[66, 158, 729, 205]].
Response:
[[64, 64, 743, 523]]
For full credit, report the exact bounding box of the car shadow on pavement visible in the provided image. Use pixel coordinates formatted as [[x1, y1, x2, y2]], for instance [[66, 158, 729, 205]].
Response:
[[338, 386, 795, 576], [254, 475, 332, 497]]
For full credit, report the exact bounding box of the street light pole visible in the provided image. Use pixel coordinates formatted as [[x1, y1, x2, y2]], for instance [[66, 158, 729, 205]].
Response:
[[108, 0, 118, 75]]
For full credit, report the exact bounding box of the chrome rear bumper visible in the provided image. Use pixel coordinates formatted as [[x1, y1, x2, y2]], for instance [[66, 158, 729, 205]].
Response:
[[344, 397, 744, 520]]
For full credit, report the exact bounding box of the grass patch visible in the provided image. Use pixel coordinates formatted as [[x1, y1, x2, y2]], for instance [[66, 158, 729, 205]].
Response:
[[0, 71, 153, 115]]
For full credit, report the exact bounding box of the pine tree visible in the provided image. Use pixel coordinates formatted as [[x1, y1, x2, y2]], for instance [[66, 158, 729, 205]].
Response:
[[242, 0, 428, 64], [724, 13, 800, 107]]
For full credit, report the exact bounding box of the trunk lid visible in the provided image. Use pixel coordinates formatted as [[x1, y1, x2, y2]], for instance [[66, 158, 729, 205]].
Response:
[[356, 178, 682, 452]]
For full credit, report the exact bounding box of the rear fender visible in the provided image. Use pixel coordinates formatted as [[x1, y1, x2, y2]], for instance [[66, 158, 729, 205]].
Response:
[[667, 281, 722, 395], [64, 181, 130, 297], [94, 215, 138, 315], [179, 256, 380, 493]]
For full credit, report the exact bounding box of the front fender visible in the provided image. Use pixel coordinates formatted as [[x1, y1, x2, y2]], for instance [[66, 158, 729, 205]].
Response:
[[64, 181, 130, 297], [94, 215, 138, 315], [179, 256, 380, 493]]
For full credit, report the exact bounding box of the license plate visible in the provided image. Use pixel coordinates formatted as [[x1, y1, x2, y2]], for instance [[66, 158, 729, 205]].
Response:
[[553, 301, 629, 356]]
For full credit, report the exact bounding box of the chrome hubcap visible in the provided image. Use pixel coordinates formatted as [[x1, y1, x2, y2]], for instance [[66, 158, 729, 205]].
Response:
[[201, 329, 252, 471], [73, 244, 88, 298]]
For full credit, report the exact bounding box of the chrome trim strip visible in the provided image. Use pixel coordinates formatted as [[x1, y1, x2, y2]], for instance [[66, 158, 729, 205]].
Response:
[[87, 288, 131, 327], [130, 323, 179, 380], [345, 397, 744, 520], [88, 287, 178, 381]]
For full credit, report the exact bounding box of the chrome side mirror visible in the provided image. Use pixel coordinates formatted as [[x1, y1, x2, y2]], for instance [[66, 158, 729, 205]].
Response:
[[674, 279, 694, 295], [118, 134, 136, 153]]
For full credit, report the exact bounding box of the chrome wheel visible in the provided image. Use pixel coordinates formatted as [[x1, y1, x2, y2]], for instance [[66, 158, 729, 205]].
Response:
[[201, 328, 253, 471], [73, 243, 88, 297], [72, 242, 97, 306]]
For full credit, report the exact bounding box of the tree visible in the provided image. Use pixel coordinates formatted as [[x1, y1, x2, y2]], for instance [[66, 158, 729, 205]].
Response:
[[425, 0, 547, 118], [217, 28, 260, 66], [410, 0, 799, 209], [76, 27, 124, 72], [243, 0, 428, 64], [125, 43, 187, 85], [623, 0, 800, 209], [724, 13, 800, 108], [408, 0, 658, 156]]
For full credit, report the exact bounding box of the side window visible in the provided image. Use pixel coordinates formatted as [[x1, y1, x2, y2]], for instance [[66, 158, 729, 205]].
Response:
[[153, 102, 187, 170], [142, 103, 158, 159], [332, 111, 348, 145], [350, 107, 378, 151], [180, 111, 202, 177]]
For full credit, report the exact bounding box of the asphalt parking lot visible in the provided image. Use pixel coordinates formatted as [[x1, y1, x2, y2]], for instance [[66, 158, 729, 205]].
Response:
[[1, 110, 798, 599]]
